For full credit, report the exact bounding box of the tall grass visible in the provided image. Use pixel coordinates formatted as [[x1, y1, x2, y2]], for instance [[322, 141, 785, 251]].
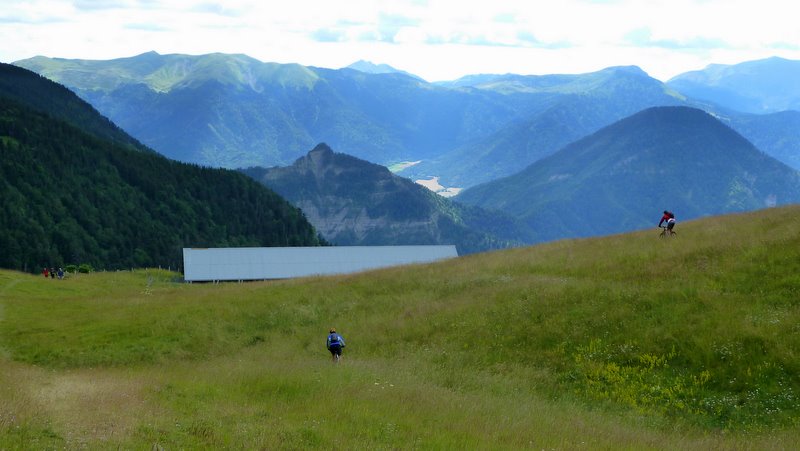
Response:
[[1, 205, 799, 449]]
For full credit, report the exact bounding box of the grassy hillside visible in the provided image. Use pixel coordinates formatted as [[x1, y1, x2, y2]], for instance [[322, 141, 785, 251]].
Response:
[[1, 206, 799, 449]]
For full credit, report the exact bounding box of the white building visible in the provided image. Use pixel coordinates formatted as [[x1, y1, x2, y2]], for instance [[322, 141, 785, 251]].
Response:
[[182, 245, 458, 282]]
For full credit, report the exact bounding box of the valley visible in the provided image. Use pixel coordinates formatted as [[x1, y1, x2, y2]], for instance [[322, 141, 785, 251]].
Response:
[[5, 52, 800, 264]]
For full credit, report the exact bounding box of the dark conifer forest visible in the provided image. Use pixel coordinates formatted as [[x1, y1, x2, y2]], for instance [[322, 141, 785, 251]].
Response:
[[0, 79, 323, 272]]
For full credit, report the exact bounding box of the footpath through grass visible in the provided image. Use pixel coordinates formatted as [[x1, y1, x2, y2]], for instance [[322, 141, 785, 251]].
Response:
[[1, 205, 799, 449]]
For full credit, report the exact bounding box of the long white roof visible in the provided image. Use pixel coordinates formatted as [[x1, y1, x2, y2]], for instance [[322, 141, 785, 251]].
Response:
[[182, 245, 458, 282]]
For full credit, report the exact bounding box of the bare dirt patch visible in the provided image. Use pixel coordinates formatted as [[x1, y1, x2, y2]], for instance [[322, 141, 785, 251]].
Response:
[[4, 363, 156, 446]]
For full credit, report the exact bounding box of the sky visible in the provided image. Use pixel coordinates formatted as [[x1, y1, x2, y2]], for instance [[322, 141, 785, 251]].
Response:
[[2, 0, 799, 82]]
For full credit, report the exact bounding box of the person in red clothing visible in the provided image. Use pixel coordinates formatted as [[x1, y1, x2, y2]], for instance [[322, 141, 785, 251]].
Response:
[[658, 210, 676, 231]]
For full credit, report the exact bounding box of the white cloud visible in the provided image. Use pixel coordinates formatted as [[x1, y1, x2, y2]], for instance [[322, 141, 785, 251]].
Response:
[[2, 0, 800, 81], [72, 0, 129, 11]]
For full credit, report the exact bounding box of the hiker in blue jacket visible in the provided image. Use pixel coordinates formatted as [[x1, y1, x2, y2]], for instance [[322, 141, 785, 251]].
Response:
[[326, 328, 346, 362]]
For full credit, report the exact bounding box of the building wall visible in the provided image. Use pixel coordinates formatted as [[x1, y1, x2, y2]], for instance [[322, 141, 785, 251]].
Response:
[[182, 245, 458, 282]]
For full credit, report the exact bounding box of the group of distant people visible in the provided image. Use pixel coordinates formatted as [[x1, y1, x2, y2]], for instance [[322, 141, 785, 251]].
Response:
[[42, 267, 65, 279]]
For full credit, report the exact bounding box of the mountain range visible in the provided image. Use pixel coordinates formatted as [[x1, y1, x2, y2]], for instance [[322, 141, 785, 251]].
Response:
[[242, 144, 535, 254], [15, 53, 800, 192], [8, 52, 800, 258], [667, 57, 800, 114], [457, 106, 800, 241], [0, 63, 323, 272], [15, 51, 539, 174], [411, 63, 800, 187], [406, 66, 685, 187]]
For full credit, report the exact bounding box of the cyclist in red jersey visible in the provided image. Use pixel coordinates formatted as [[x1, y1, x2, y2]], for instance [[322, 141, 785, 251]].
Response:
[[659, 210, 676, 231]]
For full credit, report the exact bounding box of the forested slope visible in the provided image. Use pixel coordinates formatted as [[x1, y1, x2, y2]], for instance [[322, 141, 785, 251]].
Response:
[[0, 73, 323, 272], [0, 63, 147, 152]]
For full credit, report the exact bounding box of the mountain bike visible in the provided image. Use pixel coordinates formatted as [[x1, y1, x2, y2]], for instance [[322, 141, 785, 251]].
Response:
[[659, 225, 676, 238]]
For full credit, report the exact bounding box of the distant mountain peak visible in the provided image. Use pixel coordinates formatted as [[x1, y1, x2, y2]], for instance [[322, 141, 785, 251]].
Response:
[[346, 60, 398, 73], [305, 143, 338, 168], [600, 65, 649, 76], [309, 142, 334, 154], [345, 60, 423, 81], [242, 144, 532, 253]]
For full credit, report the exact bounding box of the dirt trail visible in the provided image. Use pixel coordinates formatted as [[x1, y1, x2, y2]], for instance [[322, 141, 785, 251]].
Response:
[[0, 277, 21, 296], [0, 277, 21, 356], [0, 275, 157, 446]]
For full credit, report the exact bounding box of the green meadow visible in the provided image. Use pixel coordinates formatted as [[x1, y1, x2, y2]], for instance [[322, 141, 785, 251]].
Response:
[[1, 205, 799, 449]]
